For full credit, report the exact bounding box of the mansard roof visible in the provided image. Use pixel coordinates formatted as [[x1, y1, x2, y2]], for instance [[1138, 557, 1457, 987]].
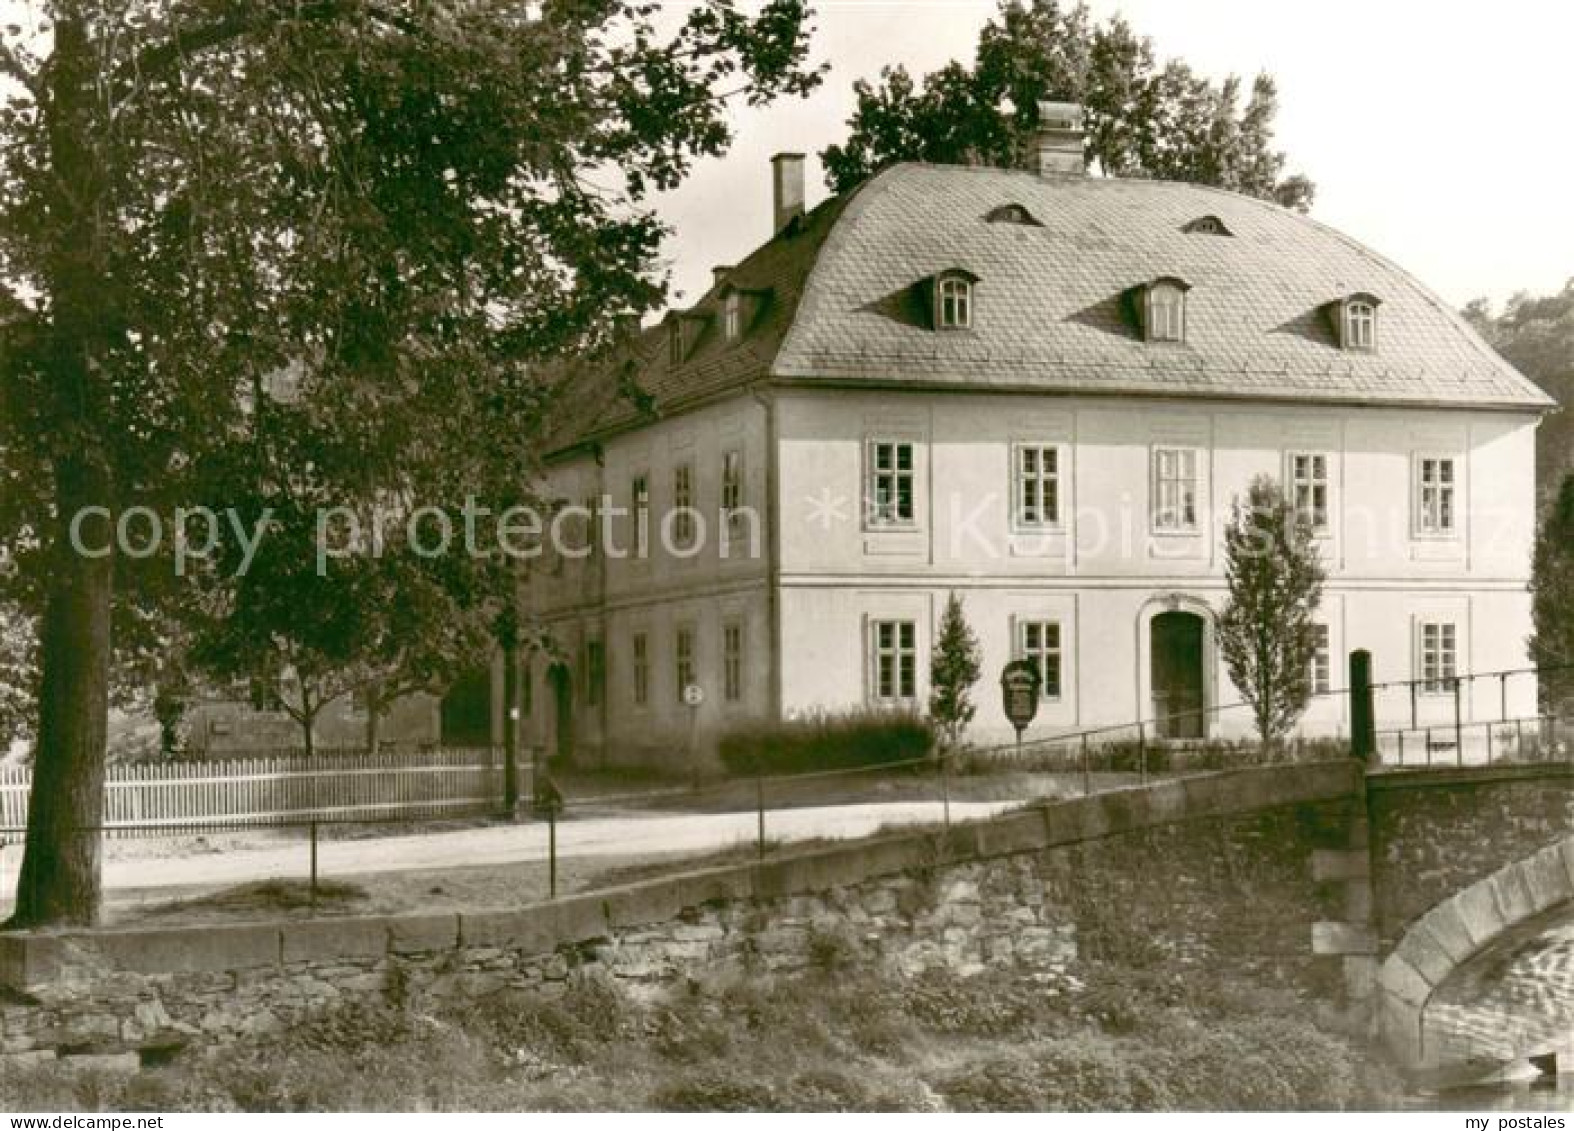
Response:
[[545, 163, 1552, 455]]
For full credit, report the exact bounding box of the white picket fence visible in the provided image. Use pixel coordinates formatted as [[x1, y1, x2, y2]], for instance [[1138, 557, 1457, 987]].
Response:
[[0, 747, 517, 835]]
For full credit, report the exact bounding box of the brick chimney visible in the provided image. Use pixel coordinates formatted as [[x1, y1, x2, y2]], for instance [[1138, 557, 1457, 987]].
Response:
[[771, 152, 805, 235], [1036, 101, 1085, 177], [712, 265, 733, 290]]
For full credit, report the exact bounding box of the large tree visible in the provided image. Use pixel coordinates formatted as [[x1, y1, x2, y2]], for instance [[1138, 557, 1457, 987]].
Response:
[[0, 0, 819, 928], [821, 0, 1312, 210], [1529, 472, 1574, 712], [1463, 281, 1574, 510], [1217, 476, 1326, 749]]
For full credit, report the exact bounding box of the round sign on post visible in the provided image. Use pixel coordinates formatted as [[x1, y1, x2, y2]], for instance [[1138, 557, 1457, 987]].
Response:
[[1000, 660, 1042, 747], [682, 684, 705, 708]]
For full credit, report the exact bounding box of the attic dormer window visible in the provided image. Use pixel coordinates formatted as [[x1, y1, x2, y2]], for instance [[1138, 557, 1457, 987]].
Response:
[[1343, 297, 1378, 352], [1183, 215, 1232, 237], [936, 273, 973, 330], [985, 203, 1041, 226], [668, 320, 683, 365], [1142, 278, 1189, 343], [723, 292, 742, 342]]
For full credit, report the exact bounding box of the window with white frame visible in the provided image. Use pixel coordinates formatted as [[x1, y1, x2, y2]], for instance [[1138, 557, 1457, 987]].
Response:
[[721, 448, 745, 542], [1017, 619, 1063, 700], [1309, 624, 1331, 695], [1419, 621, 1457, 693], [1015, 444, 1061, 528], [1152, 447, 1200, 532], [723, 292, 742, 342], [867, 440, 916, 526], [722, 620, 744, 703], [631, 632, 650, 706], [1416, 456, 1456, 535], [631, 473, 650, 559], [674, 626, 695, 702], [935, 275, 972, 330], [1289, 452, 1330, 531], [1343, 300, 1377, 351], [871, 619, 918, 702], [672, 462, 696, 548], [1145, 282, 1186, 342]]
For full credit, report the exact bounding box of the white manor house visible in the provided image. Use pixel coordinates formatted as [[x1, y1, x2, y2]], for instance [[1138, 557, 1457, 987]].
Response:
[[513, 105, 1553, 765]]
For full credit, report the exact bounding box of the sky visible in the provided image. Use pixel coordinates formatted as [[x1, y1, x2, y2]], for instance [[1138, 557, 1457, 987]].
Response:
[[654, 0, 1574, 312]]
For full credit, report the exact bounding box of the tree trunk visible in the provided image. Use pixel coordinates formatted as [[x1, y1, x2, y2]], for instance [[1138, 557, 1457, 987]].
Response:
[[364, 681, 383, 755], [8, 459, 114, 929]]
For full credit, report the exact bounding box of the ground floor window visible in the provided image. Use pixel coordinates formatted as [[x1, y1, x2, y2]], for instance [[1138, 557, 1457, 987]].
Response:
[[871, 619, 917, 702], [675, 626, 696, 701], [1309, 624, 1331, 695], [631, 632, 649, 706], [1016, 619, 1063, 699], [723, 620, 744, 702], [1419, 621, 1457, 693]]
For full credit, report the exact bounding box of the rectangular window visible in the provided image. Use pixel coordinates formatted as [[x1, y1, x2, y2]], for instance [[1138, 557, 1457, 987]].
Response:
[[1015, 445, 1061, 528], [673, 463, 695, 548], [721, 449, 745, 545], [867, 440, 916, 527], [1289, 453, 1330, 531], [1309, 624, 1331, 696], [583, 641, 604, 708], [631, 632, 649, 707], [631, 473, 650, 559], [1152, 447, 1199, 532], [722, 620, 744, 703], [675, 626, 695, 702], [871, 619, 917, 702], [1417, 456, 1456, 534], [1017, 620, 1063, 700], [723, 292, 742, 342], [1419, 621, 1457, 693]]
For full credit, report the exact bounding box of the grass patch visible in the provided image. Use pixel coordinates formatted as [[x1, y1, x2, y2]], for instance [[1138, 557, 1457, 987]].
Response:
[[140, 878, 368, 920]]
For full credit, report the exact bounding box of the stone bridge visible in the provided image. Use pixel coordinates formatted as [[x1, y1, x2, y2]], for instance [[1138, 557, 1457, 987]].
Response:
[[1, 758, 1571, 1078]]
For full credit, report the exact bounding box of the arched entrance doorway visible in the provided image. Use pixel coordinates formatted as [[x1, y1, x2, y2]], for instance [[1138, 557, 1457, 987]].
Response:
[[547, 663, 573, 764], [1151, 611, 1205, 739]]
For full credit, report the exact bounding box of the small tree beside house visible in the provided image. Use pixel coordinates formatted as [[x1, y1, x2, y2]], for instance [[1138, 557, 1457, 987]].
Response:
[[1530, 472, 1574, 714], [1217, 476, 1327, 750], [929, 592, 983, 751]]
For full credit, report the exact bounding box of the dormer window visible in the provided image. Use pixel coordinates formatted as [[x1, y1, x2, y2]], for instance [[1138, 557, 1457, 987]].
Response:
[[723, 292, 742, 342], [935, 272, 974, 330], [985, 203, 1042, 226], [1183, 215, 1232, 237], [668, 319, 683, 366], [1140, 277, 1190, 343], [1324, 292, 1381, 353]]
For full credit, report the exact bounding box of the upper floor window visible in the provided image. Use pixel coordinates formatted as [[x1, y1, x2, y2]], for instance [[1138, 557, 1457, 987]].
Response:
[[1017, 619, 1063, 700], [631, 473, 650, 559], [1015, 444, 1061, 528], [935, 274, 973, 330], [1419, 621, 1457, 693], [866, 439, 916, 527], [723, 292, 742, 342], [1416, 455, 1456, 535], [672, 462, 696, 549], [1152, 447, 1199, 532], [1289, 452, 1330, 532], [1136, 277, 1190, 343], [722, 620, 744, 703], [631, 632, 650, 706], [1309, 624, 1331, 696], [721, 448, 746, 546], [871, 619, 917, 703]]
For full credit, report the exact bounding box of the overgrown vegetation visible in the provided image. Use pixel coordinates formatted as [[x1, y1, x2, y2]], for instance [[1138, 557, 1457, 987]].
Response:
[[718, 709, 936, 776], [0, 961, 1401, 1112]]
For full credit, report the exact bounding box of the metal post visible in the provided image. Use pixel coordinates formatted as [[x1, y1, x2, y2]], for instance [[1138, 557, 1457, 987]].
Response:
[[1137, 721, 1147, 785], [1453, 678, 1464, 765], [1349, 650, 1376, 765], [548, 808, 557, 898], [939, 750, 952, 830], [1397, 730, 1404, 766], [755, 771, 767, 859], [1486, 721, 1493, 762], [503, 639, 520, 818], [1516, 717, 1525, 759], [1425, 727, 1433, 767], [309, 820, 319, 911], [1500, 673, 1509, 723], [1081, 732, 1091, 796], [1410, 682, 1418, 730]]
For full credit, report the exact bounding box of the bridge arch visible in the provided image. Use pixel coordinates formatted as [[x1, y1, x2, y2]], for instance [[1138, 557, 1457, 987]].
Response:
[[1378, 835, 1574, 1074]]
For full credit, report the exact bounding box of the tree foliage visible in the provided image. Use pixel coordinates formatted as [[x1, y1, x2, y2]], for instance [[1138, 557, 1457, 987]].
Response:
[[1217, 476, 1326, 747], [0, 0, 820, 927], [1530, 472, 1574, 710], [820, 0, 1313, 209], [1463, 280, 1574, 509], [929, 591, 982, 749]]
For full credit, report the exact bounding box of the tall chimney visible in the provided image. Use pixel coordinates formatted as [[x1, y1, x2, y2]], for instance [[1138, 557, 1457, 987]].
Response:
[[771, 152, 806, 235], [1035, 101, 1085, 177], [711, 265, 733, 290]]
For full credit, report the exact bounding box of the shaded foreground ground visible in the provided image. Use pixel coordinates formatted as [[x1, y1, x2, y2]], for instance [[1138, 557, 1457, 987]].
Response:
[[1, 955, 1403, 1112]]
